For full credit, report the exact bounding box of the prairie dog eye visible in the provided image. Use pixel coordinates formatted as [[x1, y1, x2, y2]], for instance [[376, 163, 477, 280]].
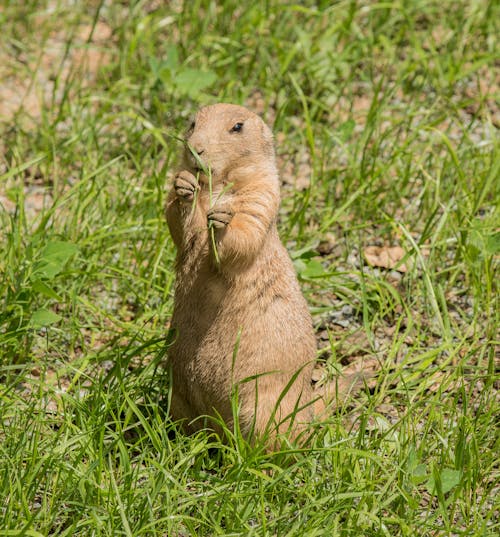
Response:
[[189, 120, 195, 131], [230, 122, 244, 133]]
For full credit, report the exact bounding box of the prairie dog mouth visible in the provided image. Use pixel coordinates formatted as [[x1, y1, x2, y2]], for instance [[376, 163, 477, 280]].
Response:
[[191, 167, 211, 186], [186, 152, 210, 177]]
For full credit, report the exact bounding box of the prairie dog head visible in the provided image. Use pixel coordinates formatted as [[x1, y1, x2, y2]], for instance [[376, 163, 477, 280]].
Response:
[[183, 103, 276, 185]]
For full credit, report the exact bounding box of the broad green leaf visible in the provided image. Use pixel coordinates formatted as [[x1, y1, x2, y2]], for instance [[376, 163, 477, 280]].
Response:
[[293, 258, 307, 274], [290, 246, 317, 260], [440, 468, 461, 493], [411, 463, 428, 485], [486, 231, 500, 254], [164, 44, 179, 70], [32, 241, 79, 280], [301, 258, 326, 278], [30, 308, 62, 328], [175, 68, 217, 97], [426, 468, 461, 495], [31, 279, 63, 301], [294, 256, 326, 279]]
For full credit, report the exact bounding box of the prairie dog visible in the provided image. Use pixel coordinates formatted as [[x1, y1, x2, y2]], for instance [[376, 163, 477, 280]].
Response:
[[166, 103, 317, 443]]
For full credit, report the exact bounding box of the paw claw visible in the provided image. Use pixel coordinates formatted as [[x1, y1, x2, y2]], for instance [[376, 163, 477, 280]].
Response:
[[174, 171, 199, 202], [207, 205, 233, 228]]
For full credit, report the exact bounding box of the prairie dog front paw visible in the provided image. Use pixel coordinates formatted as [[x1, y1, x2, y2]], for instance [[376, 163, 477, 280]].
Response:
[[174, 171, 199, 202], [207, 203, 233, 229]]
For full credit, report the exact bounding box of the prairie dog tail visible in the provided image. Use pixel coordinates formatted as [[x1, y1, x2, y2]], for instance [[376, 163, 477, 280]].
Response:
[[312, 364, 378, 419]]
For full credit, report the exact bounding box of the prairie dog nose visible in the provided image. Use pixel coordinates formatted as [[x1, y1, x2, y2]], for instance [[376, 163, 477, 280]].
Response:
[[187, 132, 204, 156]]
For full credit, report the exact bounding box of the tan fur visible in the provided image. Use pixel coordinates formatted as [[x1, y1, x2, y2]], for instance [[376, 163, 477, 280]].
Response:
[[166, 103, 317, 444]]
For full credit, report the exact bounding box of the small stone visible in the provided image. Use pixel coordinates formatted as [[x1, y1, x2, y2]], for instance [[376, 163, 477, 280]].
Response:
[[317, 233, 337, 255], [341, 304, 353, 317], [317, 329, 330, 341], [388, 270, 402, 282], [331, 318, 350, 328]]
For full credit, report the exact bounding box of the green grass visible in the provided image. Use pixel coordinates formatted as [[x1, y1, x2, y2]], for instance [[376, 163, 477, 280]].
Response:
[[0, 0, 498, 535]]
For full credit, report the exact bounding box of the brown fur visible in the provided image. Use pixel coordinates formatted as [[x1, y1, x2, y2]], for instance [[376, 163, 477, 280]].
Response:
[[166, 103, 318, 444]]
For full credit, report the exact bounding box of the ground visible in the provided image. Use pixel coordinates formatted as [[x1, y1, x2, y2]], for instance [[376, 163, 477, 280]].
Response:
[[0, 1, 498, 536]]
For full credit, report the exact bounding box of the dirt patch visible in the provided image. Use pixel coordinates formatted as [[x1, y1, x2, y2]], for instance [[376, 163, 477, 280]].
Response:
[[0, 19, 113, 126]]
